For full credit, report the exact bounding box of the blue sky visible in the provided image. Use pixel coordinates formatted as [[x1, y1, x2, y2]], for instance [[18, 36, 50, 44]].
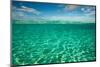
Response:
[[12, 1, 96, 23]]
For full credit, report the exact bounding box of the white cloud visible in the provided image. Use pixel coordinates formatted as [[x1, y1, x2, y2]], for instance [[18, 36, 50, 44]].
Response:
[[81, 7, 92, 13], [85, 11, 95, 16], [81, 7, 95, 17], [81, 7, 95, 13], [12, 11, 26, 20], [47, 16, 95, 23], [81, 8, 85, 11], [17, 12, 24, 17], [12, 5, 42, 20], [81, 8, 87, 12], [64, 5, 79, 11], [21, 6, 27, 9], [12, 6, 41, 15]]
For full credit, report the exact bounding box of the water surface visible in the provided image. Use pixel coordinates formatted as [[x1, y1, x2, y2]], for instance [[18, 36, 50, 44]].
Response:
[[12, 23, 96, 65]]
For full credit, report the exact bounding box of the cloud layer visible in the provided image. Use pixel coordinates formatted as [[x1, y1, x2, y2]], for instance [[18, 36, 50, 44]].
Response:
[[12, 1, 96, 23]]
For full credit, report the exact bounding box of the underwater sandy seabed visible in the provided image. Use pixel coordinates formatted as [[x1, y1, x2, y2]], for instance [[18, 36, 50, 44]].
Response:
[[12, 23, 96, 65]]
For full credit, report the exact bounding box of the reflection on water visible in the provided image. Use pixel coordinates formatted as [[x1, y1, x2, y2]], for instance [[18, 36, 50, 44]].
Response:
[[12, 23, 96, 65]]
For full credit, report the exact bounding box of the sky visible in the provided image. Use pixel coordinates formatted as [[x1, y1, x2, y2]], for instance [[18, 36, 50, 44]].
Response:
[[12, 1, 96, 23]]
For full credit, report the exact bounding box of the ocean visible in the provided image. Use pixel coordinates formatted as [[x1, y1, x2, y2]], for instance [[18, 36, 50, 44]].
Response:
[[12, 23, 96, 65]]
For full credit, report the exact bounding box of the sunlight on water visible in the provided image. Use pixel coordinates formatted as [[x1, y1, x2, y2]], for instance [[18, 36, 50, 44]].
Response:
[[12, 23, 96, 65]]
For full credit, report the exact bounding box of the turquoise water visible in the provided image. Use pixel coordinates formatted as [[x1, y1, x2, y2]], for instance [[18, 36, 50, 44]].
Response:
[[12, 23, 96, 65]]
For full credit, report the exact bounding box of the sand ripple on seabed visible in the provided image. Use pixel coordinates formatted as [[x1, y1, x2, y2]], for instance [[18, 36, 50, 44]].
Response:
[[12, 26, 96, 65]]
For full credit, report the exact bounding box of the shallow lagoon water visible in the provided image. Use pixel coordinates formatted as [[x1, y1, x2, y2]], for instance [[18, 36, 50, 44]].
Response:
[[12, 23, 96, 65]]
